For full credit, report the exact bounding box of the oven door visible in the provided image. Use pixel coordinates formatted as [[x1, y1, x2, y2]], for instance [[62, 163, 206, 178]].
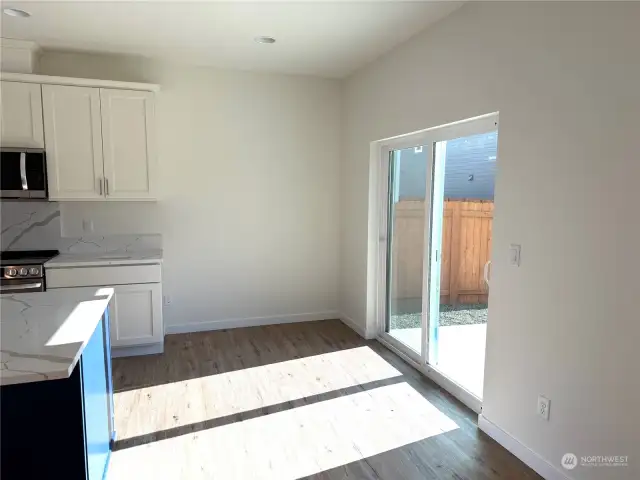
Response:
[[0, 278, 45, 294], [0, 149, 48, 199]]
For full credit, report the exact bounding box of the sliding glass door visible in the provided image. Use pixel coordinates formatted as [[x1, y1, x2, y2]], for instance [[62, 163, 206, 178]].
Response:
[[378, 113, 499, 402], [384, 145, 430, 357]]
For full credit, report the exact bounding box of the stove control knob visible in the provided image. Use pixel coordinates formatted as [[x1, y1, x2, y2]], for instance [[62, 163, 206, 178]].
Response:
[[29, 267, 40, 275], [19, 268, 28, 276], [7, 268, 17, 277]]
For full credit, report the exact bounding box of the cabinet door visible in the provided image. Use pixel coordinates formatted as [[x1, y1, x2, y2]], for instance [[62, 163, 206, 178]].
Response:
[[42, 84, 104, 200], [0, 81, 44, 148], [100, 89, 157, 200], [109, 283, 163, 347]]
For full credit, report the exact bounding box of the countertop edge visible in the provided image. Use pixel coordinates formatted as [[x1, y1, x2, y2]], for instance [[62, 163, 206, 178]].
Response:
[[45, 258, 163, 268], [0, 288, 114, 387], [45, 251, 163, 269]]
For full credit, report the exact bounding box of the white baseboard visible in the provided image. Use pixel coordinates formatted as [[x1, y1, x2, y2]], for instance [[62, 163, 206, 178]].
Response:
[[164, 311, 338, 335], [478, 414, 571, 480], [339, 313, 368, 338], [111, 342, 164, 358]]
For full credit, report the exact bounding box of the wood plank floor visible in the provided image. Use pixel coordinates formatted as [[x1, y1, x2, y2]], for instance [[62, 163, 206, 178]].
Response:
[[109, 319, 541, 480]]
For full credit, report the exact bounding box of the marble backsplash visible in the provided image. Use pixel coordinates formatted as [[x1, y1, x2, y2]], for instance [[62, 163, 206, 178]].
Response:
[[1, 201, 161, 253], [58, 234, 162, 253], [1, 201, 61, 251]]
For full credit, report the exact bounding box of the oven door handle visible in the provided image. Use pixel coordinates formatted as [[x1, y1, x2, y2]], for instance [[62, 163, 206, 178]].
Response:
[[20, 152, 29, 190], [0, 282, 42, 292]]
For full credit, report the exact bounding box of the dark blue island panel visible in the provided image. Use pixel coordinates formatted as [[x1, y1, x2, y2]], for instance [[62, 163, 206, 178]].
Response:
[[1, 311, 114, 480]]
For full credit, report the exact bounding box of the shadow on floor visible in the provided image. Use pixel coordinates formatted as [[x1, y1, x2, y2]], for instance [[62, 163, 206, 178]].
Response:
[[110, 319, 540, 480], [113, 375, 407, 450], [113, 319, 357, 391], [301, 427, 542, 480]]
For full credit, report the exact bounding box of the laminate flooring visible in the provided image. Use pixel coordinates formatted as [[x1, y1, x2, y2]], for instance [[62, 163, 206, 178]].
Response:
[[109, 319, 541, 480]]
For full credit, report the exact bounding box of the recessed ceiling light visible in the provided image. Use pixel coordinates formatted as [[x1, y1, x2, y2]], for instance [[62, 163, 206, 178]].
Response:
[[254, 36, 276, 45], [3, 7, 31, 18]]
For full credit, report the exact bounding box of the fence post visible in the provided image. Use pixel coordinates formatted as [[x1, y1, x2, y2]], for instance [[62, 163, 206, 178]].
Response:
[[449, 202, 462, 306]]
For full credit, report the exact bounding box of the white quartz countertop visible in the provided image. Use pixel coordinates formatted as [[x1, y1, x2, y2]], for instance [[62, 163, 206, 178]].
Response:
[[45, 249, 163, 268], [0, 287, 114, 386]]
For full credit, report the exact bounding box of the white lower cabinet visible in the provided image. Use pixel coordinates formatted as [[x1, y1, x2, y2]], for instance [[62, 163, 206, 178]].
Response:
[[109, 283, 163, 347], [46, 263, 164, 356]]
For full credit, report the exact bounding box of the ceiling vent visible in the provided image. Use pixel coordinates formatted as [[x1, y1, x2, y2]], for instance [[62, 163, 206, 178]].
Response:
[[1, 38, 40, 73]]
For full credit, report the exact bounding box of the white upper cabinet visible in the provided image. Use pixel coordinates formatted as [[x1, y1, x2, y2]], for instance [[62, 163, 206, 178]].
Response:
[[0, 73, 159, 202], [42, 84, 104, 200], [100, 89, 157, 200], [39, 84, 158, 201], [0, 81, 44, 148]]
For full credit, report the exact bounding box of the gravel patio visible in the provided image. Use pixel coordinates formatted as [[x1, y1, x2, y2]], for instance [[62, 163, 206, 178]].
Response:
[[390, 303, 488, 330]]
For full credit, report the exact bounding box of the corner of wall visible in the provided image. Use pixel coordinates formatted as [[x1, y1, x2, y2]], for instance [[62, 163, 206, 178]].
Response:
[[339, 313, 371, 339]]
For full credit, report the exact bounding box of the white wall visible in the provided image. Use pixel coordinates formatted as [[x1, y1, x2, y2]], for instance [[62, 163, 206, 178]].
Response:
[[38, 51, 341, 330], [341, 2, 639, 479]]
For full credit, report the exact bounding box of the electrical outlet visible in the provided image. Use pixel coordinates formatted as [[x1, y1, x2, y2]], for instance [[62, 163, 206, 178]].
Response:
[[163, 295, 172, 306], [537, 395, 550, 420], [82, 219, 94, 233]]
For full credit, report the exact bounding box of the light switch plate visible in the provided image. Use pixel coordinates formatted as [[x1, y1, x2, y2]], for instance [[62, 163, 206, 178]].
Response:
[[509, 244, 521, 266]]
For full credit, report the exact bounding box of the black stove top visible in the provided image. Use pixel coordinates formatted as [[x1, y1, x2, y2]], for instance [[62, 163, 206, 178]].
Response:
[[0, 250, 59, 266]]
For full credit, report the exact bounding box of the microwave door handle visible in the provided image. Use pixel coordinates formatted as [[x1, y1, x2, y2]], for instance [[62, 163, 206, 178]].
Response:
[[20, 152, 28, 190]]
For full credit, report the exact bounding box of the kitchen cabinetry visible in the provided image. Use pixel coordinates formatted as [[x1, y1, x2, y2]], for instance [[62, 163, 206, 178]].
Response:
[[47, 263, 164, 356], [110, 283, 163, 347], [101, 88, 157, 199], [0, 72, 160, 201], [0, 81, 44, 148], [43, 85, 157, 201], [42, 84, 104, 199]]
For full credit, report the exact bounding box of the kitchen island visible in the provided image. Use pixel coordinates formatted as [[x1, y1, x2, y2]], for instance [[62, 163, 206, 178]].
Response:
[[0, 287, 115, 480]]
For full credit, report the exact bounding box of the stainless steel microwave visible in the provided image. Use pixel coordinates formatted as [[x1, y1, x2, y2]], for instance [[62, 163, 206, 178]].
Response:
[[0, 148, 48, 199]]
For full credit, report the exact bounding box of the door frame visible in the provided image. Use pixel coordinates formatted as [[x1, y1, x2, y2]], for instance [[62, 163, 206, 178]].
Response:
[[372, 112, 499, 411]]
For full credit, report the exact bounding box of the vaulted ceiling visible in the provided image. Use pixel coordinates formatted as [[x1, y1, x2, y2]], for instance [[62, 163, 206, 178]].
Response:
[[1, 1, 463, 78]]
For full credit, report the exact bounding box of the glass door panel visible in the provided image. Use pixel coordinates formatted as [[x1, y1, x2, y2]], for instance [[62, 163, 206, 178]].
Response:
[[385, 146, 428, 355], [427, 131, 498, 399]]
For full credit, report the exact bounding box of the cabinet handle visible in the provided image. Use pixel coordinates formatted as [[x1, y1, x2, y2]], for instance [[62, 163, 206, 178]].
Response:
[[105, 178, 109, 196], [99, 178, 103, 195]]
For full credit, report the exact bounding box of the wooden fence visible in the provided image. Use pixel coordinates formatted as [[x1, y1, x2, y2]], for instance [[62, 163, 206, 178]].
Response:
[[391, 199, 493, 305]]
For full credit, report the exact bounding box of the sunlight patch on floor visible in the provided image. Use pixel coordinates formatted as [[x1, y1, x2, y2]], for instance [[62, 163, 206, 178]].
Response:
[[114, 346, 402, 439], [389, 324, 486, 398], [437, 324, 486, 398], [108, 382, 459, 479]]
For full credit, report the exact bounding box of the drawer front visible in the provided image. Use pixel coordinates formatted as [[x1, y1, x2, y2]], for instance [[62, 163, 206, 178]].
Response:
[[46, 264, 161, 288]]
